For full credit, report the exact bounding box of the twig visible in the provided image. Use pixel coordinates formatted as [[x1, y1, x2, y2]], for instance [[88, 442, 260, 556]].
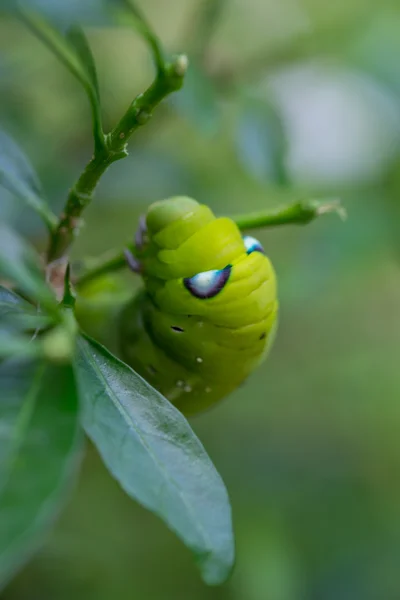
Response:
[[46, 55, 186, 263], [25, 1, 189, 262], [75, 198, 345, 287], [233, 198, 346, 229]]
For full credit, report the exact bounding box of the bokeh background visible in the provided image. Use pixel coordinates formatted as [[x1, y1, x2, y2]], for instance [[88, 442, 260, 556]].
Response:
[[2, 0, 400, 598]]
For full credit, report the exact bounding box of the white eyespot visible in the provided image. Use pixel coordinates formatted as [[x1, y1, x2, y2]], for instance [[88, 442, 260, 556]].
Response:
[[184, 265, 231, 299], [196, 357, 203, 363], [243, 235, 265, 255], [184, 384, 192, 393]]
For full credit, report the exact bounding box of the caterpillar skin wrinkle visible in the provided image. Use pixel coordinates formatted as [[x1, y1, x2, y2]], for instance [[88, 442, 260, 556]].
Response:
[[120, 197, 279, 415]]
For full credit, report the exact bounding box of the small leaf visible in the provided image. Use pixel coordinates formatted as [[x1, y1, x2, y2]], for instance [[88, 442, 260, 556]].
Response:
[[235, 96, 288, 185], [0, 131, 57, 231], [18, 10, 90, 85], [0, 285, 52, 331], [74, 335, 234, 585], [67, 25, 100, 100], [18, 10, 105, 151], [0, 359, 83, 589], [0, 225, 58, 316]]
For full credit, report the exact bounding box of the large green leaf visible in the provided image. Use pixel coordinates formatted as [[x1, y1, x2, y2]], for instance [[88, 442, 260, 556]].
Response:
[[0, 225, 58, 316], [0, 360, 83, 590], [0, 131, 57, 231], [74, 335, 234, 586]]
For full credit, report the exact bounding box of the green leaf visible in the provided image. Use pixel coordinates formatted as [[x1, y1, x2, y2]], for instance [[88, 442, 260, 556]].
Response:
[[1, 1, 109, 27], [18, 10, 105, 151], [67, 25, 100, 100], [170, 60, 220, 136], [0, 131, 57, 231], [0, 360, 83, 589], [0, 285, 52, 331], [74, 335, 234, 586], [114, 1, 165, 74], [18, 10, 91, 86], [0, 225, 58, 316], [235, 96, 288, 185], [0, 330, 40, 360]]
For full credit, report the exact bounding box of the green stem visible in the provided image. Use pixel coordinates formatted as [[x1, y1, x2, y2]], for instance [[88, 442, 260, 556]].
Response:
[[20, 0, 189, 263], [233, 198, 345, 229], [76, 246, 135, 287], [46, 55, 187, 263], [75, 198, 345, 287], [121, 0, 165, 74]]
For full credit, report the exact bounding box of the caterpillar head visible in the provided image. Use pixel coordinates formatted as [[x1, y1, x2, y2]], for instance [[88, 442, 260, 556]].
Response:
[[130, 196, 277, 330]]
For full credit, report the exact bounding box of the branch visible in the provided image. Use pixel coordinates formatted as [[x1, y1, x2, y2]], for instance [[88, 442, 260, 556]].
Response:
[[42, 3, 188, 263], [120, 0, 165, 74], [75, 198, 345, 287]]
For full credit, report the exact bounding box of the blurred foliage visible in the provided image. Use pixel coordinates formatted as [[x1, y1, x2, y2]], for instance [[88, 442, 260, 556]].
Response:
[[1, 0, 400, 598]]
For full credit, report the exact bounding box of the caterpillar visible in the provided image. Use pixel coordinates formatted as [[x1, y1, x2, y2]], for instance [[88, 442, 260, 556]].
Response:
[[119, 196, 278, 415]]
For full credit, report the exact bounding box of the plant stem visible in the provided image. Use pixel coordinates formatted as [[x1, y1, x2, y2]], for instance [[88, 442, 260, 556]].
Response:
[[75, 247, 135, 287], [75, 198, 345, 287], [121, 1, 165, 74], [47, 56, 187, 263], [233, 198, 346, 229]]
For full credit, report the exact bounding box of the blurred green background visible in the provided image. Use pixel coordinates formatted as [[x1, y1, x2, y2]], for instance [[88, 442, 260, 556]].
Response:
[[2, 0, 400, 598]]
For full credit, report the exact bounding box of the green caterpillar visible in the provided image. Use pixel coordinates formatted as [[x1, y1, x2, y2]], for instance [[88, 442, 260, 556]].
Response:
[[118, 196, 278, 415]]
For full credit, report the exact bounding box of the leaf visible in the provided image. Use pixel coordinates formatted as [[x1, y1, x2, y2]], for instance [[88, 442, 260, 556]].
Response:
[[1, 0, 110, 27], [17, 11, 105, 150], [235, 96, 288, 185], [74, 335, 234, 586], [0, 132, 42, 199], [18, 10, 91, 86], [0, 359, 83, 589], [349, 12, 400, 99], [0, 331, 36, 360], [169, 60, 220, 136], [0, 131, 57, 231], [67, 25, 100, 100], [0, 285, 52, 331], [0, 224, 58, 316]]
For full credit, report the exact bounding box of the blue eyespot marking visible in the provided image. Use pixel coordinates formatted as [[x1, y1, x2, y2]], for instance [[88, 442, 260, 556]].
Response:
[[243, 235, 265, 255], [184, 265, 231, 299]]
